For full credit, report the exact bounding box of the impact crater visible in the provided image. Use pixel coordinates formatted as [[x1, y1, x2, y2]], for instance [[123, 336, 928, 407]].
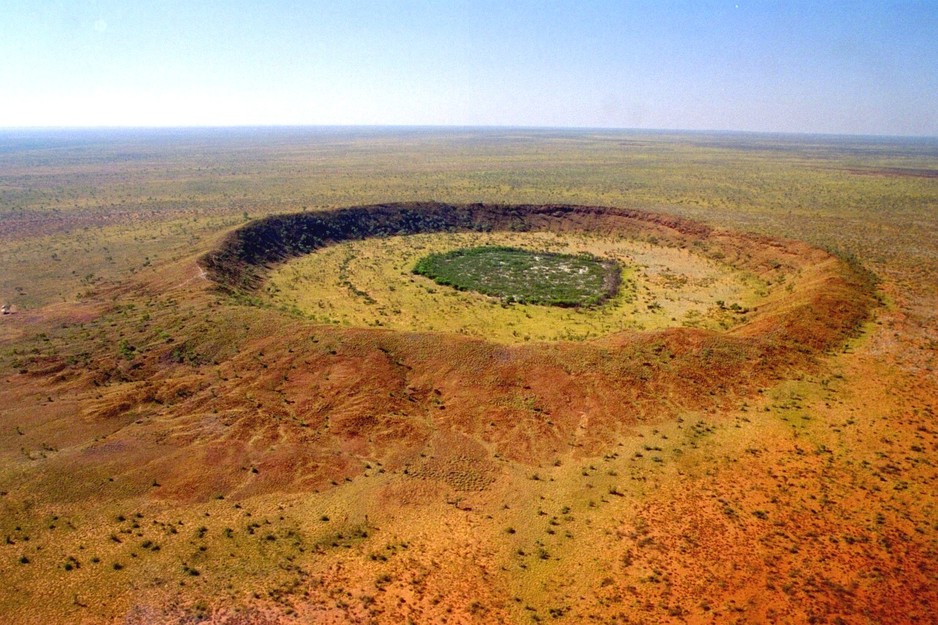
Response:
[[195, 201, 877, 465]]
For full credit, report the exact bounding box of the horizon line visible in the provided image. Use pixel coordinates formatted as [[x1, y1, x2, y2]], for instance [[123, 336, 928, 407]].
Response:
[[1, 123, 936, 141]]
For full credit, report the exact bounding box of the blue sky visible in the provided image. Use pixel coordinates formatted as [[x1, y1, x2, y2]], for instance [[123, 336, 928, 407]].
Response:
[[1, 1, 936, 135]]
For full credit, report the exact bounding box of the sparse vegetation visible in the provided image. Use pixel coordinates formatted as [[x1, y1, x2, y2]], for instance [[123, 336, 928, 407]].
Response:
[[0, 129, 935, 625], [264, 224, 766, 343]]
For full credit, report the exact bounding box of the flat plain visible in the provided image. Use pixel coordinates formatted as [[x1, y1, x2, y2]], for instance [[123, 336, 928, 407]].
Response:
[[0, 128, 936, 624]]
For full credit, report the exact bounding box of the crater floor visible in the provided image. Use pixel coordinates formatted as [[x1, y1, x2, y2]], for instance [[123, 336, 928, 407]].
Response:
[[265, 231, 767, 343]]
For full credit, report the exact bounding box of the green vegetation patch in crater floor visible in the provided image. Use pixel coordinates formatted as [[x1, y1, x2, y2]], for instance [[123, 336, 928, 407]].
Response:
[[412, 246, 621, 307]]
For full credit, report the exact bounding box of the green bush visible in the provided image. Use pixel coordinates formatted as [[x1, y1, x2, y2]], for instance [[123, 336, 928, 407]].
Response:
[[412, 246, 620, 307]]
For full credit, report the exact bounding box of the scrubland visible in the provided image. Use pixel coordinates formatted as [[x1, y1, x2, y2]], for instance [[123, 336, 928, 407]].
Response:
[[0, 128, 935, 624]]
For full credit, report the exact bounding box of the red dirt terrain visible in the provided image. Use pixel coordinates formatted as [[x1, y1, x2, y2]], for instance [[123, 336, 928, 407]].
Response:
[[0, 202, 933, 625]]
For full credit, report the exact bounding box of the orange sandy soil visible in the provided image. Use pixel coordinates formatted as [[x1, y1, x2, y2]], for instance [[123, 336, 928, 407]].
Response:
[[0, 205, 934, 625]]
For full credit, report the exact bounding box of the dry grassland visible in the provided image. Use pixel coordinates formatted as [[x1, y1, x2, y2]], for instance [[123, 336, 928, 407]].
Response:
[[0, 128, 935, 624]]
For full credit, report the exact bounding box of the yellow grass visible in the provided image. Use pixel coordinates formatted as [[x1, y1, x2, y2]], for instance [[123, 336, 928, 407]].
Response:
[[265, 230, 767, 343]]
